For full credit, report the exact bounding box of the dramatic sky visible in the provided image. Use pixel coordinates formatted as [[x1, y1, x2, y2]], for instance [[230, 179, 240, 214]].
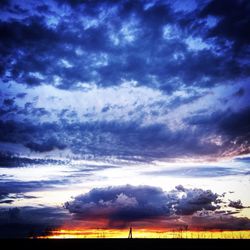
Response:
[[0, 0, 250, 238]]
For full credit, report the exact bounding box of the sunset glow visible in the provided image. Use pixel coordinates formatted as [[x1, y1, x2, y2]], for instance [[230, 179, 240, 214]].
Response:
[[38, 229, 250, 239]]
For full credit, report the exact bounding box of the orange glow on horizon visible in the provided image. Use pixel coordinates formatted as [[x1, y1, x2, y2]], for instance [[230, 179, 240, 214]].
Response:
[[37, 228, 250, 239]]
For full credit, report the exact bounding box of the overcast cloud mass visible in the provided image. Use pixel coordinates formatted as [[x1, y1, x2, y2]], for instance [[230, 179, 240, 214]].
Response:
[[0, 0, 249, 161], [0, 0, 250, 238]]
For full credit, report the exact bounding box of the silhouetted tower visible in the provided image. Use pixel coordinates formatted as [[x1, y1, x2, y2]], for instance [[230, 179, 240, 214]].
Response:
[[128, 227, 132, 239]]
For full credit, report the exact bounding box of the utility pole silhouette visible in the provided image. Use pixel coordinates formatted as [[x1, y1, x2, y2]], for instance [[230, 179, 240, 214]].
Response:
[[128, 227, 132, 239]]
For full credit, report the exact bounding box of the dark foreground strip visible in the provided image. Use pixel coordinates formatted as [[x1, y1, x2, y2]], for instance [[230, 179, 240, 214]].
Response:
[[1, 239, 249, 250]]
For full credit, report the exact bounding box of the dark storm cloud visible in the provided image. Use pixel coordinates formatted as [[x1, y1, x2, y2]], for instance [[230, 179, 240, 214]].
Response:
[[0, 0, 249, 160], [1, 102, 249, 159], [65, 185, 220, 225], [218, 108, 250, 152], [192, 210, 250, 230], [233, 87, 245, 97], [0, 192, 37, 205], [0, 120, 67, 153], [174, 186, 219, 215], [16, 93, 27, 99], [65, 184, 250, 230], [0, 206, 69, 238], [65, 185, 171, 223], [0, 199, 13, 204], [228, 200, 245, 209], [25, 139, 66, 153], [3, 98, 15, 106], [186, 106, 250, 156], [0, 0, 10, 8], [0, 152, 69, 167], [0, 179, 69, 194], [0, 119, 223, 158], [0, 0, 249, 91], [200, 0, 250, 52], [0, 97, 18, 118], [219, 107, 250, 138], [235, 157, 250, 163]]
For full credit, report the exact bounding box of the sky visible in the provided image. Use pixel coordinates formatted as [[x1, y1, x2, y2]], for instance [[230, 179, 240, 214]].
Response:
[[0, 0, 250, 238]]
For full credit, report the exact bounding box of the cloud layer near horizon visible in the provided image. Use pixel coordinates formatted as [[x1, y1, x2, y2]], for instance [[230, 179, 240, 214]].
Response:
[[64, 184, 250, 229], [0, 183, 249, 238]]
